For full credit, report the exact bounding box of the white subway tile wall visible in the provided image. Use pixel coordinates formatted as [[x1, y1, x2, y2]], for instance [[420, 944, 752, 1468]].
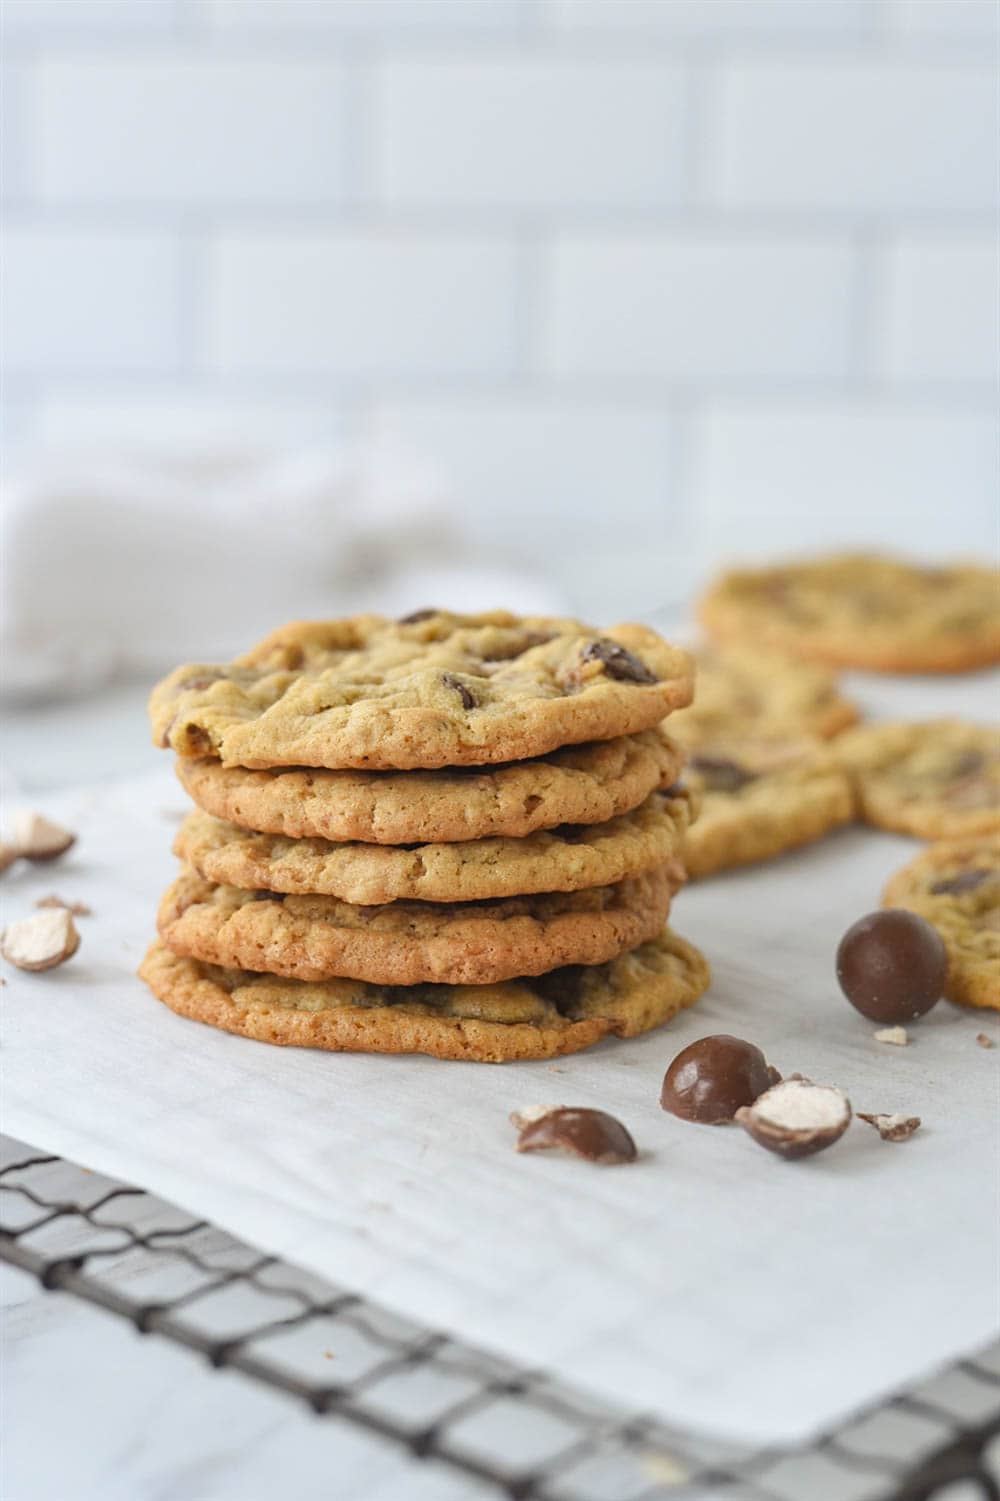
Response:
[[4, 0, 998, 613]]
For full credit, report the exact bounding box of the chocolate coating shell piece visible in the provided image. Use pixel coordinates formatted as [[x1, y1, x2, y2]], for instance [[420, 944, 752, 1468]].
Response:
[[513, 1107, 637, 1164], [836, 909, 947, 1023], [660, 1034, 779, 1124]]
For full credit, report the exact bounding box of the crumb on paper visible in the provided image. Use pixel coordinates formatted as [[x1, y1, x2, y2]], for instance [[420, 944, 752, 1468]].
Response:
[[858, 1112, 921, 1142], [874, 1026, 908, 1046], [323, 1350, 334, 1360], [35, 895, 91, 917], [976, 1033, 995, 1049], [642, 1452, 689, 1486]]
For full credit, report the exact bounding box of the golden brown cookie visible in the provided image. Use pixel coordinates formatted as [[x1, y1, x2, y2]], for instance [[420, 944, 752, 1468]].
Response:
[[150, 611, 693, 770], [174, 730, 684, 845], [882, 838, 999, 1011], [677, 732, 853, 879], [172, 789, 694, 904], [157, 864, 684, 986], [835, 721, 999, 839], [699, 553, 1000, 673], [138, 926, 711, 1063], [673, 644, 859, 741]]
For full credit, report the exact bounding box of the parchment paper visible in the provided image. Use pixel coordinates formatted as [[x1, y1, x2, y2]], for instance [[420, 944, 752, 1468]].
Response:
[[3, 670, 997, 1446]]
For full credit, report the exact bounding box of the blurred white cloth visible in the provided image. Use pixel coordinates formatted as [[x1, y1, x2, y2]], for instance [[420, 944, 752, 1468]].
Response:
[[1, 448, 564, 699]]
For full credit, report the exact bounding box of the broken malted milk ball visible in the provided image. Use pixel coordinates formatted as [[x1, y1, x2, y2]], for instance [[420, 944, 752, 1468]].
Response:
[[10, 812, 77, 862], [1, 907, 81, 972], [836, 909, 946, 1023], [735, 1076, 851, 1160], [660, 1034, 781, 1124], [511, 1106, 637, 1165], [858, 1112, 921, 1143]]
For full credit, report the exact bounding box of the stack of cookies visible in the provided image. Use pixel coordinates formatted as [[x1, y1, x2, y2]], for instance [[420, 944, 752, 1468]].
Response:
[[140, 611, 710, 1063]]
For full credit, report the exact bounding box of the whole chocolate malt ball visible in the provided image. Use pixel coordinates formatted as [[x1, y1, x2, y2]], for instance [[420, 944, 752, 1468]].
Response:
[[836, 910, 947, 1023], [661, 1035, 779, 1124]]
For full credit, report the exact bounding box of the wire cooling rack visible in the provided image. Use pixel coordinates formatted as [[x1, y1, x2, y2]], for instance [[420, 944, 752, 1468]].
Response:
[[2, 1135, 997, 1501]]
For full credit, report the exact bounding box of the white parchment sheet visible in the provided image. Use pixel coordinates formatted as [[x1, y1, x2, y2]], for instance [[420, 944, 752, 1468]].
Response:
[[3, 670, 998, 1447]]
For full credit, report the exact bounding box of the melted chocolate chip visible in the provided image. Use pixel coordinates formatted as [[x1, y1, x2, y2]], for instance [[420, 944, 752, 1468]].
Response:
[[252, 891, 285, 903], [836, 910, 947, 1023], [513, 1107, 637, 1164], [181, 725, 214, 757], [661, 1035, 780, 1124], [948, 750, 986, 779], [441, 672, 477, 710], [688, 755, 756, 794], [548, 824, 587, 843], [398, 609, 437, 625], [581, 639, 658, 685], [532, 966, 586, 1016], [929, 869, 991, 896]]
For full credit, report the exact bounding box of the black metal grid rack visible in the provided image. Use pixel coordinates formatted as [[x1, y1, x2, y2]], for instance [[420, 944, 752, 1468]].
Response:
[[2, 1136, 998, 1501]]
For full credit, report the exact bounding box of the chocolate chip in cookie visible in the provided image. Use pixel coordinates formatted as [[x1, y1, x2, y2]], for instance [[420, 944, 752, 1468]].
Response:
[[532, 965, 587, 1016], [928, 868, 991, 896], [688, 755, 756, 794], [441, 672, 477, 710], [581, 638, 658, 685]]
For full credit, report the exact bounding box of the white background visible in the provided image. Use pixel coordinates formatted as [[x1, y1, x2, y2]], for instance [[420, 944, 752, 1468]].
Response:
[[3, 0, 998, 618]]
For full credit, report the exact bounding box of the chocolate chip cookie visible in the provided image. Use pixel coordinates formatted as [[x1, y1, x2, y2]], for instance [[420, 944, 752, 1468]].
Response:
[[138, 925, 711, 1062], [150, 612, 694, 770], [699, 553, 1000, 673], [835, 721, 999, 839], [172, 790, 693, 904], [174, 729, 683, 845], [677, 732, 853, 879], [157, 864, 683, 986], [882, 838, 999, 1011], [675, 645, 859, 741]]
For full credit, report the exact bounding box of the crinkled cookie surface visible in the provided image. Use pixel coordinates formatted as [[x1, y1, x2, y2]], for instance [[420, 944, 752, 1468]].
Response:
[[151, 611, 694, 770]]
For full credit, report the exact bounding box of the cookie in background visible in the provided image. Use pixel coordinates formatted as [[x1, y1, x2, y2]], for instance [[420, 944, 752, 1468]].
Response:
[[673, 643, 859, 742], [836, 721, 999, 840], [699, 553, 1000, 674], [674, 731, 852, 880], [883, 838, 999, 1012]]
